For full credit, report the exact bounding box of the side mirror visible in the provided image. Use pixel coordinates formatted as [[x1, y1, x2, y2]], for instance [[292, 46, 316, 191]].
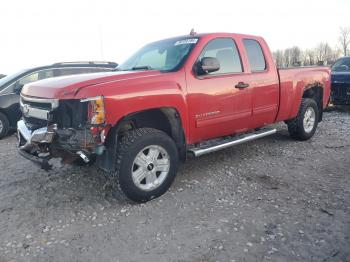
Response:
[[13, 82, 23, 94], [195, 57, 220, 75]]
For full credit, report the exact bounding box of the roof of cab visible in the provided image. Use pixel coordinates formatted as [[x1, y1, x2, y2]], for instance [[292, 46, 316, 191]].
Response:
[[163, 32, 263, 40]]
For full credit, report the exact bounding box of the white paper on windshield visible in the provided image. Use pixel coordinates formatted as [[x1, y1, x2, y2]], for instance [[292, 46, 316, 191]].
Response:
[[174, 38, 198, 45]]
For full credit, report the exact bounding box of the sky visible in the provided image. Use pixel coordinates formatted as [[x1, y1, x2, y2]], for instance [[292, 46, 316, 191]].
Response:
[[1, 0, 349, 74]]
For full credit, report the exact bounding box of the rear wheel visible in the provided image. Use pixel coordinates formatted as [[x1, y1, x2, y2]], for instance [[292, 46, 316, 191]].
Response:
[[115, 128, 179, 202], [0, 112, 9, 139], [287, 98, 319, 140]]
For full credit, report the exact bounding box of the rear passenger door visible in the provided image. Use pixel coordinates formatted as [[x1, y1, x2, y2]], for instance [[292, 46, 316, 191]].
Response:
[[242, 39, 279, 127]]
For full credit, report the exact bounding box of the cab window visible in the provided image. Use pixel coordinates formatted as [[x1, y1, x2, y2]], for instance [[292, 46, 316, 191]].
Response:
[[198, 38, 243, 75]]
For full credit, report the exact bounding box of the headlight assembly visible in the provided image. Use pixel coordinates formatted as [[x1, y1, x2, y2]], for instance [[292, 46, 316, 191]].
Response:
[[81, 96, 105, 125]]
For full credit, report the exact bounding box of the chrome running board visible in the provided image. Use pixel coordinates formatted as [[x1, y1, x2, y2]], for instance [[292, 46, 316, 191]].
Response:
[[188, 128, 277, 157]]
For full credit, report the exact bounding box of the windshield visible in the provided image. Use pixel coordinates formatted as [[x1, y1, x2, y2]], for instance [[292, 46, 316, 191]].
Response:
[[117, 37, 199, 72], [332, 57, 350, 72], [0, 69, 27, 90]]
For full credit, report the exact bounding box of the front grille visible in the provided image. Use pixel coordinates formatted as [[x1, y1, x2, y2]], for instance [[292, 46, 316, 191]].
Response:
[[331, 83, 350, 104], [331, 83, 350, 98], [21, 100, 52, 111], [20, 95, 87, 130], [20, 95, 58, 130], [23, 116, 48, 130]]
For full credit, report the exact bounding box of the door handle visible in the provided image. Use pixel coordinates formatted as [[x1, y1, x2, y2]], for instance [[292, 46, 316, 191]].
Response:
[[235, 82, 249, 89]]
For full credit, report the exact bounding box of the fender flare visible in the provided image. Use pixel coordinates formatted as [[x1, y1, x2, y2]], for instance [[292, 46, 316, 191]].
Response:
[[97, 107, 187, 173]]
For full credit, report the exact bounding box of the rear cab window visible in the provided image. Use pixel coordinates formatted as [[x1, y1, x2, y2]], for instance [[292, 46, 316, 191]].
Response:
[[243, 39, 267, 72]]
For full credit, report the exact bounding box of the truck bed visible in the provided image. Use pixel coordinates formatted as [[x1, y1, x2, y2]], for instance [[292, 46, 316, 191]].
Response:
[[275, 66, 331, 122]]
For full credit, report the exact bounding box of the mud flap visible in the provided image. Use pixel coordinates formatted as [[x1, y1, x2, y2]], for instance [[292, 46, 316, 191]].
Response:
[[96, 127, 117, 175]]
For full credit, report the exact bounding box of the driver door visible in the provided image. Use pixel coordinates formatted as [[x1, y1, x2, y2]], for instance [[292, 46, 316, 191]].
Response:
[[186, 38, 253, 142]]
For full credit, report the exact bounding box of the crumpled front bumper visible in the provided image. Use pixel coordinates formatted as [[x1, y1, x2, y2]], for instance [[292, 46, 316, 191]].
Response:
[[18, 119, 55, 145], [17, 119, 104, 170], [17, 119, 56, 170]]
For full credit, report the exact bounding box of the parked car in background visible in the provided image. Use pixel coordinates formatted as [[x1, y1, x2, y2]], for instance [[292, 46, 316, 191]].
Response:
[[0, 61, 118, 138], [330, 56, 350, 105], [17, 33, 330, 202]]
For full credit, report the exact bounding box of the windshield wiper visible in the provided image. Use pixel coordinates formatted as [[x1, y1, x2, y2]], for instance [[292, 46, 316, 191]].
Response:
[[131, 66, 153, 70], [112, 65, 153, 71]]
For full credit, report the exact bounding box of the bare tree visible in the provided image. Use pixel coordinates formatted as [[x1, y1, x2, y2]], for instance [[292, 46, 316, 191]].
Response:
[[284, 48, 292, 67], [273, 50, 284, 67], [290, 46, 301, 66], [330, 47, 342, 64], [338, 27, 350, 56], [303, 49, 315, 66], [272, 32, 345, 67], [315, 42, 333, 64]]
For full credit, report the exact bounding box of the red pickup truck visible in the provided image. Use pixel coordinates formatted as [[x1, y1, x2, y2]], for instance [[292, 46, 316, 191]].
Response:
[[18, 33, 331, 202]]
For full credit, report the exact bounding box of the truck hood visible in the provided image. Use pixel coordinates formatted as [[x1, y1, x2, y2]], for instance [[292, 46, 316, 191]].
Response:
[[21, 70, 162, 99], [331, 71, 350, 83]]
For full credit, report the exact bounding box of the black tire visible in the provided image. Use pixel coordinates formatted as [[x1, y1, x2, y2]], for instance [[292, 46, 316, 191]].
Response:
[[115, 128, 179, 202], [287, 98, 319, 141], [0, 112, 9, 139]]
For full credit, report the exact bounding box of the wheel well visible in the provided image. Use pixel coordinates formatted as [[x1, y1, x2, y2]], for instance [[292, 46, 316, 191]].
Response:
[[97, 108, 187, 173], [119, 109, 172, 137], [117, 108, 186, 157], [302, 85, 323, 121]]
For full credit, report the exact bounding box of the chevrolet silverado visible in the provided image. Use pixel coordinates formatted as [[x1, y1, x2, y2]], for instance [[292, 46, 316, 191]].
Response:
[[17, 33, 331, 202]]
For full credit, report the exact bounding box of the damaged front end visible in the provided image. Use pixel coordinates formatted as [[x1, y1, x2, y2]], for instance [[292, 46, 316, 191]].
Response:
[[17, 94, 108, 170]]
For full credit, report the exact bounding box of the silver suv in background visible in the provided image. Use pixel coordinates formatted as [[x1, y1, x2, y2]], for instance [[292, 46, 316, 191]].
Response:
[[0, 61, 118, 138]]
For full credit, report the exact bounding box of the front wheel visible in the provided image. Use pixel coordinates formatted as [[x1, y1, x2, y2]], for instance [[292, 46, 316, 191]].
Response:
[[287, 98, 319, 140], [115, 128, 179, 202]]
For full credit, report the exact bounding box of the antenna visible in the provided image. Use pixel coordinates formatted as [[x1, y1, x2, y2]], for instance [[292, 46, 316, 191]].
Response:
[[190, 28, 196, 36]]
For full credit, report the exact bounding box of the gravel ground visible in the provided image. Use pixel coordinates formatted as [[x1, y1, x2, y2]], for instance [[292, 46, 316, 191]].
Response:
[[0, 107, 349, 262]]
